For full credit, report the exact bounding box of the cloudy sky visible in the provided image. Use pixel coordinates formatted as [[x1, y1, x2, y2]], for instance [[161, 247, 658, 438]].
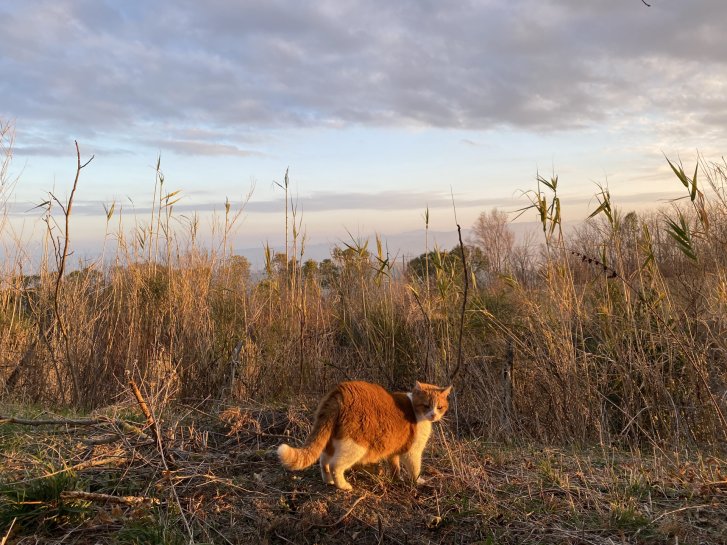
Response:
[[2, 0, 726, 259]]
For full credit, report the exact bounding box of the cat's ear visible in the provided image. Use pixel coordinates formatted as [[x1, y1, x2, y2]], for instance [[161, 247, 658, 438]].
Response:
[[442, 385, 453, 397], [414, 381, 423, 391]]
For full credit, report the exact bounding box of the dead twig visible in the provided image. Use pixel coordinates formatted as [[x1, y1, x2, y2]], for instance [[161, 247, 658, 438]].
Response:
[[0, 416, 103, 426], [0, 414, 152, 442], [127, 376, 160, 445], [7, 457, 129, 486], [449, 188, 469, 382], [51, 140, 94, 404], [1, 517, 16, 545], [650, 504, 712, 524], [60, 490, 159, 506]]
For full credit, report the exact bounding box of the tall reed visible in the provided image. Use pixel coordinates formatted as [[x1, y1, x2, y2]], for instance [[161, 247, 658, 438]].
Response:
[[1, 128, 725, 448]]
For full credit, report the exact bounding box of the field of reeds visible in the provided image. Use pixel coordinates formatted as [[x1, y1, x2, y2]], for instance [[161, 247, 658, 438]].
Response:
[[1, 122, 726, 543]]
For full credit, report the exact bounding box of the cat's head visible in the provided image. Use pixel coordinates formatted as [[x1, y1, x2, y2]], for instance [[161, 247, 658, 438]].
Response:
[[411, 381, 452, 422]]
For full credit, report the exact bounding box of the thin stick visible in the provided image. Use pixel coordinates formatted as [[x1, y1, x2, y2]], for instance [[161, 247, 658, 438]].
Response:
[[51, 141, 94, 403], [0, 415, 151, 440], [228, 340, 244, 394], [449, 188, 468, 382], [650, 504, 711, 524], [1, 517, 16, 545], [60, 490, 159, 505], [128, 376, 160, 444], [7, 457, 129, 486], [0, 416, 103, 426]]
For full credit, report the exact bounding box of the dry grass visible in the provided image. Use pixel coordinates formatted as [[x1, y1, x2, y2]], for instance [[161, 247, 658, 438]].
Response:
[[2, 125, 727, 541], [1, 136, 727, 449], [1, 400, 726, 544]]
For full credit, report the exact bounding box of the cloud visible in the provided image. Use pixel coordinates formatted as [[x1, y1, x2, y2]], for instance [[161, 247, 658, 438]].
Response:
[[2, 0, 726, 148], [5, 186, 685, 220], [150, 140, 264, 157], [460, 139, 480, 147], [6, 190, 484, 217]]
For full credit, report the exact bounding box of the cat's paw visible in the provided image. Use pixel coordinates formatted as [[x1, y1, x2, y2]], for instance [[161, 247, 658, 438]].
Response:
[[336, 482, 353, 492], [416, 476, 427, 485]]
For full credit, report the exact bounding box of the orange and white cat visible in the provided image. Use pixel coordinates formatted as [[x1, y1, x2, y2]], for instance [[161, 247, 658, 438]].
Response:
[[277, 380, 452, 491]]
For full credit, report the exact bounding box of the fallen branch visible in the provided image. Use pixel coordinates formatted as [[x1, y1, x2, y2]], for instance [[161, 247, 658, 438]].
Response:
[[81, 434, 124, 446], [0, 415, 152, 442], [60, 490, 159, 506], [0, 416, 103, 426], [128, 377, 158, 441], [7, 457, 129, 486]]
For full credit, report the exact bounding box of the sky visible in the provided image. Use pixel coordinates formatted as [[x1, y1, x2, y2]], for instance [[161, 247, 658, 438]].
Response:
[[2, 0, 726, 265]]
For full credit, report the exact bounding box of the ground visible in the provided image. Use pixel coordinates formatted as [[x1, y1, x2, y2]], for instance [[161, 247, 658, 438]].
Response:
[[1, 401, 726, 544]]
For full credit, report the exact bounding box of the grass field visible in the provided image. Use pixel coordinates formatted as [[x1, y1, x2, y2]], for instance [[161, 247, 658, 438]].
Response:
[[2, 399, 726, 545]]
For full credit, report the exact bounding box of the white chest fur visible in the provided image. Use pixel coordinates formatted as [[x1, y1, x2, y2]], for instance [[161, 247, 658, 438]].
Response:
[[409, 419, 432, 455]]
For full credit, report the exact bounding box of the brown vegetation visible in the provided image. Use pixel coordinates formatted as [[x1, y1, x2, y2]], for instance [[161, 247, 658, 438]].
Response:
[[1, 123, 727, 542], [1, 131, 726, 449], [1, 400, 725, 544]]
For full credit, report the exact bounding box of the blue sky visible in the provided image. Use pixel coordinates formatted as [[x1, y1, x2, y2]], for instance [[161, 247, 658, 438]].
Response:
[[2, 0, 726, 261]]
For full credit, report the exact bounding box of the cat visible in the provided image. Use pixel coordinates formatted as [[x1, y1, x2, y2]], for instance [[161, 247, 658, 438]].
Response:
[[277, 380, 452, 491]]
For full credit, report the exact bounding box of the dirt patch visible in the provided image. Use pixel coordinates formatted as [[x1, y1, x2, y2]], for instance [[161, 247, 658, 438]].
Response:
[[1, 402, 726, 544]]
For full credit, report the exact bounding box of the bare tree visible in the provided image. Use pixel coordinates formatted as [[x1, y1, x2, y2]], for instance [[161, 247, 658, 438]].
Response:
[[471, 208, 515, 275]]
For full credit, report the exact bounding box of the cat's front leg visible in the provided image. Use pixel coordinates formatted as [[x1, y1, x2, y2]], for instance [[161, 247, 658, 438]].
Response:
[[332, 469, 353, 491], [389, 454, 402, 480], [401, 452, 425, 484]]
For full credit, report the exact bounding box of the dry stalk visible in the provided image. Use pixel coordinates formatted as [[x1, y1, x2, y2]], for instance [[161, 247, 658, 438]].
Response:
[[572, 249, 727, 439], [0, 518, 16, 545], [0, 414, 151, 442], [60, 490, 159, 505], [50, 141, 94, 404], [449, 191, 469, 383], [0, 415, 104, 426], [6, 456, 130, 486], [128, 375, 159, 444]]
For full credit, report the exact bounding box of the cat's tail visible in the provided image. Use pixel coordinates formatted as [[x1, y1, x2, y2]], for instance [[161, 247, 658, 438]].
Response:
[[277, 390, 339, 470]]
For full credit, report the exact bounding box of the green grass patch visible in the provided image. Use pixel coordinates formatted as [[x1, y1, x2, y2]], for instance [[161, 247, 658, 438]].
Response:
[[115, 509, 187, 545], [0, 469, 92, 533]]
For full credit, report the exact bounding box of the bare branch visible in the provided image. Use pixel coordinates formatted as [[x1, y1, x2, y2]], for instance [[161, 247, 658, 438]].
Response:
[[449, 188, 469, 383]]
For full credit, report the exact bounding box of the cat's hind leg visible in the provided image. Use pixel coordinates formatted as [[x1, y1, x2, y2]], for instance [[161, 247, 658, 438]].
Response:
[[329, 438, 367, 491], [319, 452, 334, 485]]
